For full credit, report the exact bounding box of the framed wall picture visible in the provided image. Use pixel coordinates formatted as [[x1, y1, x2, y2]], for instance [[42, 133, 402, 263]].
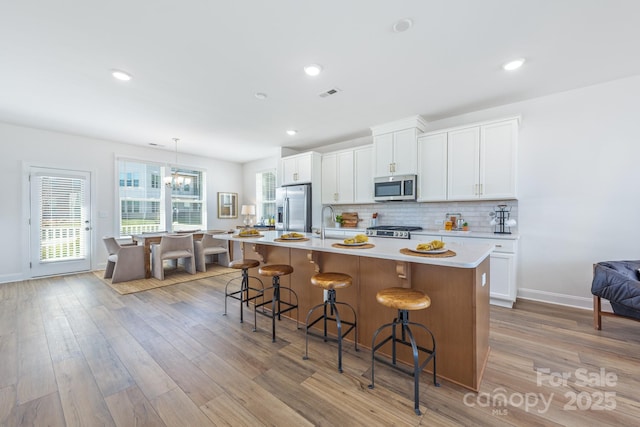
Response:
[[217, 192, 238, 218]]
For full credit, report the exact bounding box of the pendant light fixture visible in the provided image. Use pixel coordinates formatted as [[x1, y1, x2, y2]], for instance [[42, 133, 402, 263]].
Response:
[[165, 138, 181, 188]]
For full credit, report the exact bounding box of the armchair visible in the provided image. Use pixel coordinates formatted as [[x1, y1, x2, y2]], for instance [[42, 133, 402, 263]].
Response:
[[151, 234, 196, 280], [103, 237, 145, 283], [194, 232, 230, 272], [592, 260, 640, 329]]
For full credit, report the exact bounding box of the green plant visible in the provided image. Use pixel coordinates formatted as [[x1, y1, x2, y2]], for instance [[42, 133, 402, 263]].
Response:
[[335, 215, 343, 224], [463, 222, 468, 227]]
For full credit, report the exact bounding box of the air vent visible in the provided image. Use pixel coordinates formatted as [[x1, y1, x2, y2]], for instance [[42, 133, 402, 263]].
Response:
[[319, 87, 342, 98]]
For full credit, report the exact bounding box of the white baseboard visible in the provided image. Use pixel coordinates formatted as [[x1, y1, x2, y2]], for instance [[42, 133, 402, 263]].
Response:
[[0, 273, 25, 284], [517, 288, 612, 311], [490, 298, 514, 308]]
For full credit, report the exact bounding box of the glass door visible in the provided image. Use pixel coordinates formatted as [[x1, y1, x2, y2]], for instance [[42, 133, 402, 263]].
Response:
[[29, 167, 92, 277]]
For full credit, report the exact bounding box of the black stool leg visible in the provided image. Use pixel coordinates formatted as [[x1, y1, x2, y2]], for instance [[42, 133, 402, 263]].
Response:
[[303, 289, 356, 373], [225, 268, 264, 324], [271, 276, 280, 342], [369, 309, 438, 416]]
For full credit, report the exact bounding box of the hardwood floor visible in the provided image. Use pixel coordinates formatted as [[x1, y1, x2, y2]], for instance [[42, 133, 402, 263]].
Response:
[[1, 272, 638, 426]]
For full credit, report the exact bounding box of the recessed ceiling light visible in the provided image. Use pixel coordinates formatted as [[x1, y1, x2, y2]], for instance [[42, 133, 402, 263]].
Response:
[[111, 69, 132, 81], [393, 18, 413, 33], [286, 130, 297, 136], [254, 92, 268, 100], [503, 58, 525, 71], [304, 64, 323, 77]]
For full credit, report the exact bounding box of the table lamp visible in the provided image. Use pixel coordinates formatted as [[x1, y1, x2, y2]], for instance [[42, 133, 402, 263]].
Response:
[[241, 204, 256, 228]]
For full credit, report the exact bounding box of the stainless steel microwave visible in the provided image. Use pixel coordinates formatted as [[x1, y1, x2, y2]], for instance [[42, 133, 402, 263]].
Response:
[[373, 174, 417, 201]]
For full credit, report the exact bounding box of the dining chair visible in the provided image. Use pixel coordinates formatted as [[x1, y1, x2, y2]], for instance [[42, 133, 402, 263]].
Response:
[[194, 232, 230, 272], [103, 237, 146, 283], [151, 234, 196, 280]]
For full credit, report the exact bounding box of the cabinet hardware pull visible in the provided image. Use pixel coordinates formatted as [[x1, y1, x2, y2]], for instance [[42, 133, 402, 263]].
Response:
[[496, 244, 502, 248]]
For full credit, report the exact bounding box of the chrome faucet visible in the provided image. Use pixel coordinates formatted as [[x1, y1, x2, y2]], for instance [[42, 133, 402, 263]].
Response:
[[320, 205, 335, 240]]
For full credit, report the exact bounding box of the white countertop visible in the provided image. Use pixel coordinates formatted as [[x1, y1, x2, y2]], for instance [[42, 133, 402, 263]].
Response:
[[215, 230, 493, 269]]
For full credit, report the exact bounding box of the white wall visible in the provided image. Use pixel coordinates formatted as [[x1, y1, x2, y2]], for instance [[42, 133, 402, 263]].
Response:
[[423, 75, 640, 308], [0, 122, 243, 283]]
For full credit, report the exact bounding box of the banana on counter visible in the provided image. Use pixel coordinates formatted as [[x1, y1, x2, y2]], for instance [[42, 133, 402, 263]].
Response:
[[416, 240, 445, 251], [343, 234, 369, 244]]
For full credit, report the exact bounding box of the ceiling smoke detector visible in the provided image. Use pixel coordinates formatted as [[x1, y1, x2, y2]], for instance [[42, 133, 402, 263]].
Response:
[[319, 87, 342, 98], [393, 18, 413, 33]]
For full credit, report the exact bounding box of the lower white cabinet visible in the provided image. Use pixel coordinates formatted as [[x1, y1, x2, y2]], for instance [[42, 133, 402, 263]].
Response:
[[435, 235, 518, 308]]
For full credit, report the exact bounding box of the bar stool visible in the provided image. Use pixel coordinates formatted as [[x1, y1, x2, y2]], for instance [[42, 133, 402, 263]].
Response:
[[368, 287, 439, 415], [254, 264, 299, 342], [303, 272, 358, 373], [224, 259, 264, 324]]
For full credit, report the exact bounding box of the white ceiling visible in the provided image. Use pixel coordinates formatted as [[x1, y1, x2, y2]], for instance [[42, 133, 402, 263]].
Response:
[[1, 1, 639, 163]]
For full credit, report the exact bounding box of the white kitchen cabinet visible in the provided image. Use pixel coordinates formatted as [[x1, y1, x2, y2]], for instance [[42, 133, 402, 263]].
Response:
[[321, 150, 354, 204], [417, 132, 448, 201], [447, 127, 481, 200], [481, 120, 518, 199], [440, 235, 518, 308], [447, 118, 518, 200], [321, 145, 374, 205], [373, 128, 420, 176], [353, 145, 374, 203], [371, 116, 426, 177], [281, 152, 319, 185]]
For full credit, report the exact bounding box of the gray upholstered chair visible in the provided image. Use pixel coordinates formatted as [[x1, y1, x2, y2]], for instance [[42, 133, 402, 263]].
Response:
[[194, 232, 230, 272], [151, 234, 196, 280], [103, 237, 146, 283]]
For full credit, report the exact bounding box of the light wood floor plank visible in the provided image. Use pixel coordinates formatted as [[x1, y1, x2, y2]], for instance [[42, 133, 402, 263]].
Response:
[[52, 356, 116, 427], [104, 385, 165, 427], [150, 387, 216, 427], [15, 391, 66, 427]]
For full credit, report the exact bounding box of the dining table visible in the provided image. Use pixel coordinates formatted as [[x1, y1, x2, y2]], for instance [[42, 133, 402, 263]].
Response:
[[132, 230, 230, 278]]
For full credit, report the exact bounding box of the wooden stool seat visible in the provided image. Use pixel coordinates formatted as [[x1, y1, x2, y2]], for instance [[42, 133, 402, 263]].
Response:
[[310, 272, 352, 290], [230, 259, 260, 270], [259, 264, 294, 277], [376, 287, 431, 311]]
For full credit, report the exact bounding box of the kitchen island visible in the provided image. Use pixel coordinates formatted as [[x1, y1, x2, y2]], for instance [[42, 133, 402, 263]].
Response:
[[214, 231, 493, 391]]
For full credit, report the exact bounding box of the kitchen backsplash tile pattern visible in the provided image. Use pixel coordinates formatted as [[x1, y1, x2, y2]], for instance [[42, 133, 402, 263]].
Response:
[[333, 200, 518, 233]]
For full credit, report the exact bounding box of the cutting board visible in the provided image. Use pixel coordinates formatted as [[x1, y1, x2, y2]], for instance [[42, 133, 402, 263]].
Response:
[[341, 212, 359, 228]]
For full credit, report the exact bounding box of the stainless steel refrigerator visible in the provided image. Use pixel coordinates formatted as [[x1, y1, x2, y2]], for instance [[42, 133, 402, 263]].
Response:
[[275, 184, 312, 232]]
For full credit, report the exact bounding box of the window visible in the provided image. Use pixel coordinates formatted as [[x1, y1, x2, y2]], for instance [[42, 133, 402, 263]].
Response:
[[256, 169, 276, 224], [117, 159, 205, 236]]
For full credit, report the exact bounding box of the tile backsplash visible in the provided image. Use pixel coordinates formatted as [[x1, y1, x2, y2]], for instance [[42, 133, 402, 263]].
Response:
[[332, 200, 518, 233]]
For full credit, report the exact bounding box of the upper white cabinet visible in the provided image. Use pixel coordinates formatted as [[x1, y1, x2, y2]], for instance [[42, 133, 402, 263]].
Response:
[[480, 120, 518, 199], [447, 127, 482, 200], [371, 116, 426, 177], [281, 152, 320, 185], [321, 145, 374, 205], [353, 145, 374, 203], [445, 118, 519, 200], [417, 132, 448, 201], [321, 150, 354, 204]]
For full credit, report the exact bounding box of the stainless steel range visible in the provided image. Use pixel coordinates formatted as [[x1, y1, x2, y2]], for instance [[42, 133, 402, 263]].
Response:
[[365, 225, 423, 239]]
